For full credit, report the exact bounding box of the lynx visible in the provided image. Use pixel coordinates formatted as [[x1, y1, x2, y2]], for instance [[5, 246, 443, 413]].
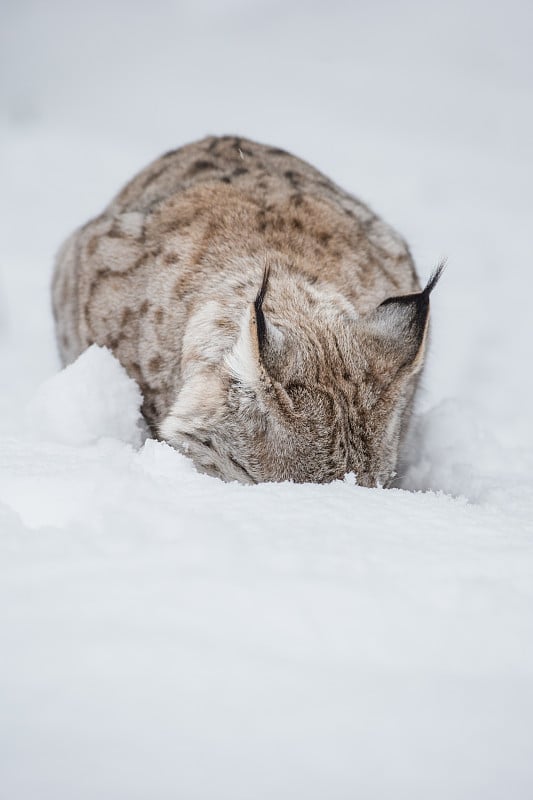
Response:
[[52, 135, 441, 486]]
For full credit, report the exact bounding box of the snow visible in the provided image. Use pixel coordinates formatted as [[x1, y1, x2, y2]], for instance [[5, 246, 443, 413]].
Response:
[[24, 345, 145, 447], [1, 0, 533, 797]]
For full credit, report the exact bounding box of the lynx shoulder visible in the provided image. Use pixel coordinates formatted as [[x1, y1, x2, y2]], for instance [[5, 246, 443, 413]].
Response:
[[52, 135, 441, 485]]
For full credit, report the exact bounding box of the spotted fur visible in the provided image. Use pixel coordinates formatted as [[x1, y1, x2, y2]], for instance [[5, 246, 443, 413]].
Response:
[[52, 135, 440, 485]]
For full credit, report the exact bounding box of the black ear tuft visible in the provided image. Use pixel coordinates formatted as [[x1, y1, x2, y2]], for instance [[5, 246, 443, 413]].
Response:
[[378, 259, 445, 333], [422, 259, 446, 297], [370, 261, 445, 367], [254, 265, 270, 353]]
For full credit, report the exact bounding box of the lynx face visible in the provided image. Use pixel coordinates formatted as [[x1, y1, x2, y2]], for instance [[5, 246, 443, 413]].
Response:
[[159, 267, 442, 486], [52, 135, 440, 487]]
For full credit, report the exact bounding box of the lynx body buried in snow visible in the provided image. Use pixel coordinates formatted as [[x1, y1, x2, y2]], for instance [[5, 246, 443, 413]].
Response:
[[52, 135, 442, 486]]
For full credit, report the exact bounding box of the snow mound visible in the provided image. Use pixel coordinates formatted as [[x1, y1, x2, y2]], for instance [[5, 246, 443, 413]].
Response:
[[402, 400, 533, 506], [24, 345, 144, 447]]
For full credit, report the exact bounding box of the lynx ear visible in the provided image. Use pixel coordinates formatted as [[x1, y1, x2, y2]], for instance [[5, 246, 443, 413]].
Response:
[[364, 263, 444, 372], [224, 267, 283, 387]]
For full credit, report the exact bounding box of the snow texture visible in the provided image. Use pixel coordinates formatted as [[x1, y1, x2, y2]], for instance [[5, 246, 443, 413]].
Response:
[[1, 1, 532, 798], [24, 345, 144, 447]]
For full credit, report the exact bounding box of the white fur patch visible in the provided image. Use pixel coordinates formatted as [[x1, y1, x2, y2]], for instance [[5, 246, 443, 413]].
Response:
[[159, 371, 224, 442], [224, 305, 260, 386], [116, 211, 145, 238]]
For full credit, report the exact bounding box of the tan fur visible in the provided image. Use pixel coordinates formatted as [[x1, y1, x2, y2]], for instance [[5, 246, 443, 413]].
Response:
[[52, 135, 438, 486]]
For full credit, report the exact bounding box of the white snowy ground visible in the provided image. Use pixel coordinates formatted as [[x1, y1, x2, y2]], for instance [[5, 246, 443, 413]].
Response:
[[1, 1, 532, 797]]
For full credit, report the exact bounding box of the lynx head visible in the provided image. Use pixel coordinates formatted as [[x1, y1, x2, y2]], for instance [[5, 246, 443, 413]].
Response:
[[159, 265, 443, 486]]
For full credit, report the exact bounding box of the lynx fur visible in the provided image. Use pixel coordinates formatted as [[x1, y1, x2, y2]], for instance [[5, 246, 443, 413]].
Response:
[[52, 135, 441, 485]]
